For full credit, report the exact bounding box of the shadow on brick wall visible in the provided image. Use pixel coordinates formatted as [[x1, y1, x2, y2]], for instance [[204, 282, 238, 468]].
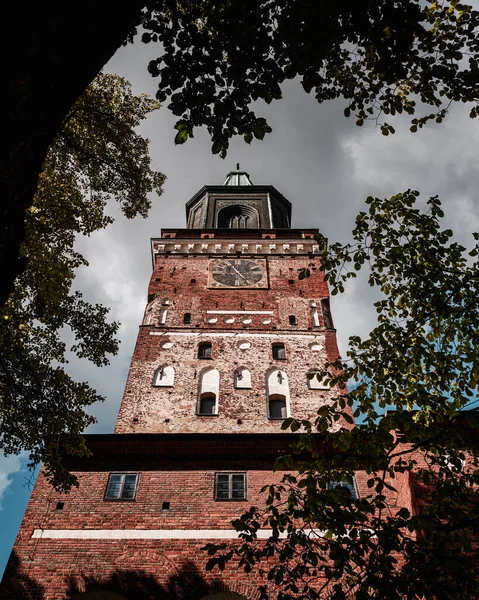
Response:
[[1, 553, 249, 600], [0, 550, 45, 599], [65, 561, 229, 600]]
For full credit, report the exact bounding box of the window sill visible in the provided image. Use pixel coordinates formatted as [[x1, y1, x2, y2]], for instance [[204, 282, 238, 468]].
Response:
[[104, 498, 137, 502], [215, 497, 248, 502], [196, 413, 219, 417]]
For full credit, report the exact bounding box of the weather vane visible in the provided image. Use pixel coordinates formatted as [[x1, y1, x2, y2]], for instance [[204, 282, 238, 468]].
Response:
[[236, 162, 240, 170]]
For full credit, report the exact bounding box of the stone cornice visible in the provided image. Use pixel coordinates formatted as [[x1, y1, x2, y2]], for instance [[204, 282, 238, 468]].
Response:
[[151, 239, 321, 260]]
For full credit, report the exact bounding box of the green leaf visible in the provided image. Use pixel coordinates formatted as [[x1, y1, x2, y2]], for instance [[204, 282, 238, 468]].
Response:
[[174, 129, 189, 145]]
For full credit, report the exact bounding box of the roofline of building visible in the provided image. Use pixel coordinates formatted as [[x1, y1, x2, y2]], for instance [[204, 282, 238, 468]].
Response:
[[62, 433, 306, 470], [154, 228, 320, 235], [185, 185, 292, 212]]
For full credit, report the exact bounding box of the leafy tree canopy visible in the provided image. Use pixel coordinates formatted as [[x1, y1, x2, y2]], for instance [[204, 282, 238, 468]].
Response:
[[3, 0, 479, 304], [140, 0, 479, 156], [204, 192, 479, 599], [0, 73, 165, 491]]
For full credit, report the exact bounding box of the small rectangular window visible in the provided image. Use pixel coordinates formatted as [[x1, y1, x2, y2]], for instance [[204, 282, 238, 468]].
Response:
[[272, 343, 286, 360], [269, 398, 287, 419], [215, 473, 246, 500], [198, 342, 212, 359], [105, 473, 138, 500], [199, 395, 216, 415], [327, 477, 359, 500]]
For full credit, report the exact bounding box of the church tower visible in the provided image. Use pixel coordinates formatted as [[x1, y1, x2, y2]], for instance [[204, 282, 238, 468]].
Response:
[[1, 170, 352, 600]]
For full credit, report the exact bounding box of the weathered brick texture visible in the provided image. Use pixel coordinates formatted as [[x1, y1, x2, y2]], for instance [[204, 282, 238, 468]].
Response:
[[0, 194, 370, 599], [2, 447, 415, 600], [116, 231, 348, 434]]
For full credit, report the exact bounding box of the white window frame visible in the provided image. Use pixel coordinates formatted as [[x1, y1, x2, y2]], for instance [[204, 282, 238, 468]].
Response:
[[105, 473, 139, 501], [215, 472, 247, 501]]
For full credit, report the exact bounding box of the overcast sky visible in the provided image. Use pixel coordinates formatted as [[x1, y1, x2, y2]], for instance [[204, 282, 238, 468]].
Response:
[[1, 26, 479, 576]]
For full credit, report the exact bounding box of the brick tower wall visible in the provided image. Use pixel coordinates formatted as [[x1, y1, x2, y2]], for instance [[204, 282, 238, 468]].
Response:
[[115, 230, 349, 434]]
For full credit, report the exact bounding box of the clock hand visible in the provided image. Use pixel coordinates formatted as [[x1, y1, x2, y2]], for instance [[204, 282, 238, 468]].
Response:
[[225, 261, 249, 282]]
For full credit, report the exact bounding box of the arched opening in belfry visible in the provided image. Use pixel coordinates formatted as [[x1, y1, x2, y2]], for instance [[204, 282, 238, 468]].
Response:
[[217, 204, 259, 229]]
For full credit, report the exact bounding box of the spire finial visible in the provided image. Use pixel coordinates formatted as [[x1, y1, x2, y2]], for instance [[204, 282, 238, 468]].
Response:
[[223, 168, 253, 186]]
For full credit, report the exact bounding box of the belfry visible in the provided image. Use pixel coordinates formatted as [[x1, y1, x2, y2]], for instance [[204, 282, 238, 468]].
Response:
[[1, 170, 353, 599]]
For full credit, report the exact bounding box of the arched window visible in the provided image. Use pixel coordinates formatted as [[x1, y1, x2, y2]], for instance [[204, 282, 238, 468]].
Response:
[[184, 312, 191, 324], [217, 204, 260, 229], [153, 365, 175, 387], [266, 369, 290, 420], [198, 342, 212, 359], [268, 394, 287, 419], [289, 315, 297, 325], [307, 370, 329, 390], [272, 343, 286, 360], [159, 308, 168, 325], [199, 393, 216, 415], [234, 368, 252, 389], [197, 368, 220, 415]]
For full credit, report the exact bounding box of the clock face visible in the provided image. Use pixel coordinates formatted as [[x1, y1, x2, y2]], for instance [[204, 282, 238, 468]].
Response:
[[209, 258, 268, 288]]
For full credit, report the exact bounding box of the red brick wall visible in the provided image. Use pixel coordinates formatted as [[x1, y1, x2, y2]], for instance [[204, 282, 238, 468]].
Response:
[[1, 458, 415, 600], [116, 239, 350, 434]]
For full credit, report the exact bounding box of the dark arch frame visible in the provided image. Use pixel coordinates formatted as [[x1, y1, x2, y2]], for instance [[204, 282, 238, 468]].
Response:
[[217, 204, 260, 229]]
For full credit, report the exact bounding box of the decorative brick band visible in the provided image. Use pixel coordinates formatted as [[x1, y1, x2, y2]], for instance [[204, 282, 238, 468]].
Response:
[[149, 331, 324, 339], [31, 528, 296, 540], [151, 241, 319, 255], [205, 310, 274, 315]]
